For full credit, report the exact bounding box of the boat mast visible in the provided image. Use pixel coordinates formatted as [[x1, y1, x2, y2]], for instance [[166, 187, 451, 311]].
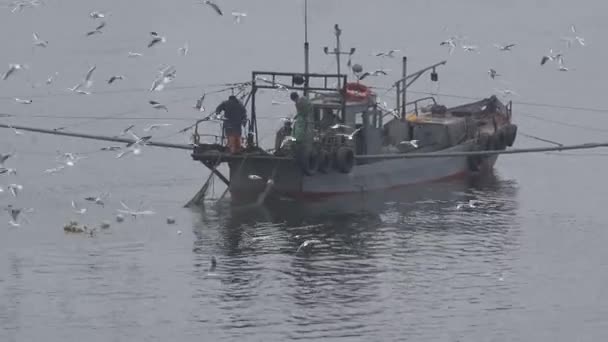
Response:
[[324, 24, 355, 91], [303, 0, 310, 96]]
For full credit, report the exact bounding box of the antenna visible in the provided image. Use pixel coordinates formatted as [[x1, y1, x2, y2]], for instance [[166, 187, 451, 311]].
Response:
[[303, 0, 310, 96], [323, 24, 356, 90]]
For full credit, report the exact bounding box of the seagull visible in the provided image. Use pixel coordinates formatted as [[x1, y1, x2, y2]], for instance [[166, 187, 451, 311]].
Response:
[[399, 140, 419, 149], [7, 207, 30, 227], [75, 89, 91, 95], [457, 200, 480, 210], [203, 0, 223, 15], [358, 69, 390, 80], [71, 200, 87, 215], [149, 100, 168, 111], [43, 165, 65, 174], [248, 174, 263, 181], [89, 11, 106, 19], [15, 98, 32, 104], [540, 49, 563, 66], [166, 217, 176, 225], [46, 72, 58, 85], [488, 68, 500, 79], [115, 214, 125, 223], [2, 64, 25, 81], [128, 52, 143, 58], [107, 75, 124, 84], [0, 167, 17, 175], [84, 193, 108, 207], [194, 93, 206, 112], [7, 184, 23, 197], [494, 43, 516, 51], [178, 42, 189, 56], [83, 65, 96, 88], [148, 31, 166, 48], [143, 123, 172, 132], [0, 153, 13, 167], [150, 66, 176, 91], [86, 21, 106, 36], [462, 44, 479, 53], [495, 88, 518, 97], [557, 56, 568, 71], [100, 146, 122, 151], [440, 38, 457, 55], [296, 239, 322, 253], [374, 49, 400, 58], [231, 12, 247, 24], [32, 33, 48, 47], [116, 201, 155, 219], [67, 83, 83, 92], [120, 124, 135, 136]]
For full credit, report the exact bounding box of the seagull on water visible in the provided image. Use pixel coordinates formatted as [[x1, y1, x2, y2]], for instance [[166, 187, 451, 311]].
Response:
[[494, 43, 516, 51], [231, 12, 247, 24], [296, 239, 322, 253], [457, 200, 480, 210], [32, 33, 48, 47], [2, 64, 25, 81], [107, 75, 124, 84], [149, 100, 168, 111], [148, 31, 167, 48], [203, 0, 223, 15]]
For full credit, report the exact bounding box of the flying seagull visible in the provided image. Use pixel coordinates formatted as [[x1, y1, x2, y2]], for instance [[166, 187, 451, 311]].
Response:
[[86, 21, 106, 36], [203, 0, 223, 15], [494, 43, 516, 51], [148, 31, 166, 48], [488, 68, 500, 79], [128, 52, 143, 58], [15, 98, 32, 104], [32, 33, 48, 47], [149, 100, 168, 111], [89, 11, 107, 19], [231, 12, 247, 24], [143, 123, 172, 132], [2, 64, 25, 81], [440, 38, 456, 55], [117, 201, 155, 219], [374, 49, 400, 57], [84, 192, 109, 207], [194, 93, 206, 112], [7, 184, 23, 197], [71, 200, 87, 215], [540, 49, 562, 66], [83, 65, 96, 88], [108, 75, 124, 84], [178, 42, 189, 56]]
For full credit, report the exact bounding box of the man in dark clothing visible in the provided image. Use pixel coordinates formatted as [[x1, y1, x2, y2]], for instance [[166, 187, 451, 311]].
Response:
[[215, 95, 247, 153]]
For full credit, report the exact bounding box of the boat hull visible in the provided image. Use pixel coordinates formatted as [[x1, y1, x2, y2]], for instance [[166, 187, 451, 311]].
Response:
[[228, 140, 499, 202]]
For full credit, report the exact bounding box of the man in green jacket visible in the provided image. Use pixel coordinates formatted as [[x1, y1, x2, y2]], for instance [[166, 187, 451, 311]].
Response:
[[290, 92, 313, 146]]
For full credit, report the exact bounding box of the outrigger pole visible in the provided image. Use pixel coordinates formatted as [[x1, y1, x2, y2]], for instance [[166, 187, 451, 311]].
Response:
[[3, 124, 608, 161], [303, 0, 310, 96]]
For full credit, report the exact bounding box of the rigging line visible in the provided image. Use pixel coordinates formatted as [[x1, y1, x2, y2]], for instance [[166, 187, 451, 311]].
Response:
[[518, 131, 563, 147], [51, 95, 195, 131], [517, 111, 608, 133], [0, 82, 248, 101]]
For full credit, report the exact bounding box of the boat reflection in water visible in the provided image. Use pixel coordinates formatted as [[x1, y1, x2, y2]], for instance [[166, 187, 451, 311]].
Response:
[[190, 171, 520, 256]]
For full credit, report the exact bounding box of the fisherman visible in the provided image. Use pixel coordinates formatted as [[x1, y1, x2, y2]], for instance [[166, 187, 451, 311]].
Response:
[[215, 95, 247, 154], [290, 92, 313, 147]]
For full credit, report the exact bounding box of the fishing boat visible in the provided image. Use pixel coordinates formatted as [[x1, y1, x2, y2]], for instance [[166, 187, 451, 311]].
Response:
[[189, 24, 518, 203]]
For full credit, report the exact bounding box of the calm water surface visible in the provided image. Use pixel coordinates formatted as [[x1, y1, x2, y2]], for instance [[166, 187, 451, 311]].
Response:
[[1, 0, 608, 341]]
